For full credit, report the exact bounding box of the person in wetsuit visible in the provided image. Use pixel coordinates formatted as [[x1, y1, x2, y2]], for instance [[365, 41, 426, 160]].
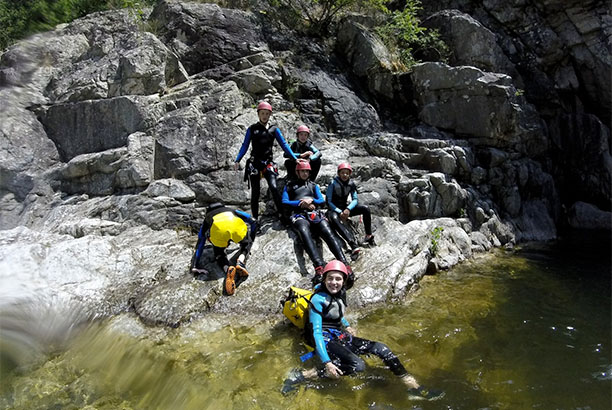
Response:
[[326, 162, 375, 261], [234, 101, 298, 220], [281, 260, 444, 401], [284, 125, 322, 181], [190, 202, 257, 295], [281, 161, 353, 287]]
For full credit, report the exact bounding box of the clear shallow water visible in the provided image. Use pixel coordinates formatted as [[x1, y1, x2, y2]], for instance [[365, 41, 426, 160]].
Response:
[[1, 233, 610, 409]]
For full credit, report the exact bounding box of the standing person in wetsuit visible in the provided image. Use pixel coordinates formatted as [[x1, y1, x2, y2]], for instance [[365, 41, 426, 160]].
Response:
[[234, 101, 299, 220], [190, 202, 257, 295], [281, 161, 354, 287], [326, 162, 375, 261], [281, 260, 444, 401], [284, 125, 322, 181]]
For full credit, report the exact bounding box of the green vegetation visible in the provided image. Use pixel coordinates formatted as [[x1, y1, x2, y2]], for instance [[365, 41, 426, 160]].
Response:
[[375, 0, 448, 69], [268, 0, 389, 35], [268, 0, 446, 68], [430, 226, 444, 256], [0, 0, 158, 50]]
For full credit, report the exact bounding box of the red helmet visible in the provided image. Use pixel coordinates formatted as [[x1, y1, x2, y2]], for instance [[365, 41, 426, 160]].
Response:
[[296, 161, 311, 171], [337, 162, 353, 174], [322, 260, 348, 278], [296, 125, 310, 134], [257, 101, 272, 112]]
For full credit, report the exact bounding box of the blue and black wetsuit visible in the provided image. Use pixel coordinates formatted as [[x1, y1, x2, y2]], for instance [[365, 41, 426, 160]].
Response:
[[309, 285, 408, 378], [284, 139, 322, 181], [235, 122, 297, 219], [191, 205, 257, 270], [326, 176, 372, 250], [282, 179, 348, 270]]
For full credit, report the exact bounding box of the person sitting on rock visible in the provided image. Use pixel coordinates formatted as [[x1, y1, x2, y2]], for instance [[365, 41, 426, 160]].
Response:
[[281, 161, 354, 287], [190, 202, 257, 296], [326, 162, 375, 261], [284, 125, 322, 181], [281, 260, 444, 401], [234, 101, 299, 221]]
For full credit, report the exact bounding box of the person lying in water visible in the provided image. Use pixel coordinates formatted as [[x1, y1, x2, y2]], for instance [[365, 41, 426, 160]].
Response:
[[282, 260, 444, 400]]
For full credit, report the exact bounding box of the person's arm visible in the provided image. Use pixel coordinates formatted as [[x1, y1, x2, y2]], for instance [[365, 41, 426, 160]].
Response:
[[282, 186, 302, 208], [313, 184, 325, 206], [326, 182, 342, 214], [347, 183, 359, 211], [284, 141, 297, 159], [274, 128, 298, 160], [310, 142, 321, 161], [235, 128, 252, 163], [309, 294, 332, 364]]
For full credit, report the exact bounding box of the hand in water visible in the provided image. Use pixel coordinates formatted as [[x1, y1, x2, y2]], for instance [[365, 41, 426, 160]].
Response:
[[325, 362, 343, 379]]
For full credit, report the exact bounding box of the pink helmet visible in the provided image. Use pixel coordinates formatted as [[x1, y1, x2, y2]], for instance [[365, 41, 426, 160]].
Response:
[[322, 260, 348, 278], [257, 101, 272, 112], [296, 125, 310, 134], [296, 161, 311, 171], [337, 162, 353, 174]]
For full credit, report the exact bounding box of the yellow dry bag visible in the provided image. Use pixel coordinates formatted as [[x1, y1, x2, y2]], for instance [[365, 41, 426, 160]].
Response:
[[282, 287, 313, 329]]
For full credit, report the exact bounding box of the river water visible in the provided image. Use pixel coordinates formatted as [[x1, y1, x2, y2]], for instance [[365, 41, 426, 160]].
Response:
[[1, 232, 610, 409]]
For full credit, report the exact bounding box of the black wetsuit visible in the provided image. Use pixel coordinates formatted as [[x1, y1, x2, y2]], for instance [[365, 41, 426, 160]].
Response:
[[284, 139, 322, 181], [235, 122, 297, 219], [281, 179, 348, 269], [326, 176, 372, 250]]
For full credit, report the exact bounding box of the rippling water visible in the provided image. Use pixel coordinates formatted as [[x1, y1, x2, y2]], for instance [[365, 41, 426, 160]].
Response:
[[1, 233, 610, 409]]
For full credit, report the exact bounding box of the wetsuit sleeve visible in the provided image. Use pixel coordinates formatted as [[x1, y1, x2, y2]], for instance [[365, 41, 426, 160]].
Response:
[[309, 294, 331, 364], [235, 128, 252, 163], [284, 141, 297, 159], [326, 181, 342, 214], [313, 184, 325, 206], [274, 128, 298, 160], [282, 186, 301, 208], [347, 183, 359, 211], [310, 142, 321, 161], [192, 218, 212, 268]]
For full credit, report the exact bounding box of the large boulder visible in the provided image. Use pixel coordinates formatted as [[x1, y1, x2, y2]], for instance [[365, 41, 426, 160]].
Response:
[[423, 9, 522, 85], [410, 63, 548, 156]]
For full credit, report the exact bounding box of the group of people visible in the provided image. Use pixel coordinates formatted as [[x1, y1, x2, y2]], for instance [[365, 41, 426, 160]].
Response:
[[189, 101, 443, 400], [231, 100, 375, 287]]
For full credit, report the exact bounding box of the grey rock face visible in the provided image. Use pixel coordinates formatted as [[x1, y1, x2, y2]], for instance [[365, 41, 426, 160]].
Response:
[[567, 202, 612, 231], [423, 10, 522, 86], [0, 0, 603, 329], [410, 63, 548, 156]]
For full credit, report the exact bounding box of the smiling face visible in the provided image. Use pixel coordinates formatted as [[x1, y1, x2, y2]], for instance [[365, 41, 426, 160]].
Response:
[[338, 169, 351, 182], [257, 109, 271, 124], [297, 131, 309, 143], [324, 271, 345, 294]]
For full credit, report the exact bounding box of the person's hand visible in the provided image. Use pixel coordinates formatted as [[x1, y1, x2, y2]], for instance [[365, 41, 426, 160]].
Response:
[[325, 362, 343, 379], [299, 198, 314, 208], [233, 162, 239, 171], [307, 203, 315, 211], [302, 151, 313, 158], [340, 209, 350, 221], [345, 326, 357, 336]]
